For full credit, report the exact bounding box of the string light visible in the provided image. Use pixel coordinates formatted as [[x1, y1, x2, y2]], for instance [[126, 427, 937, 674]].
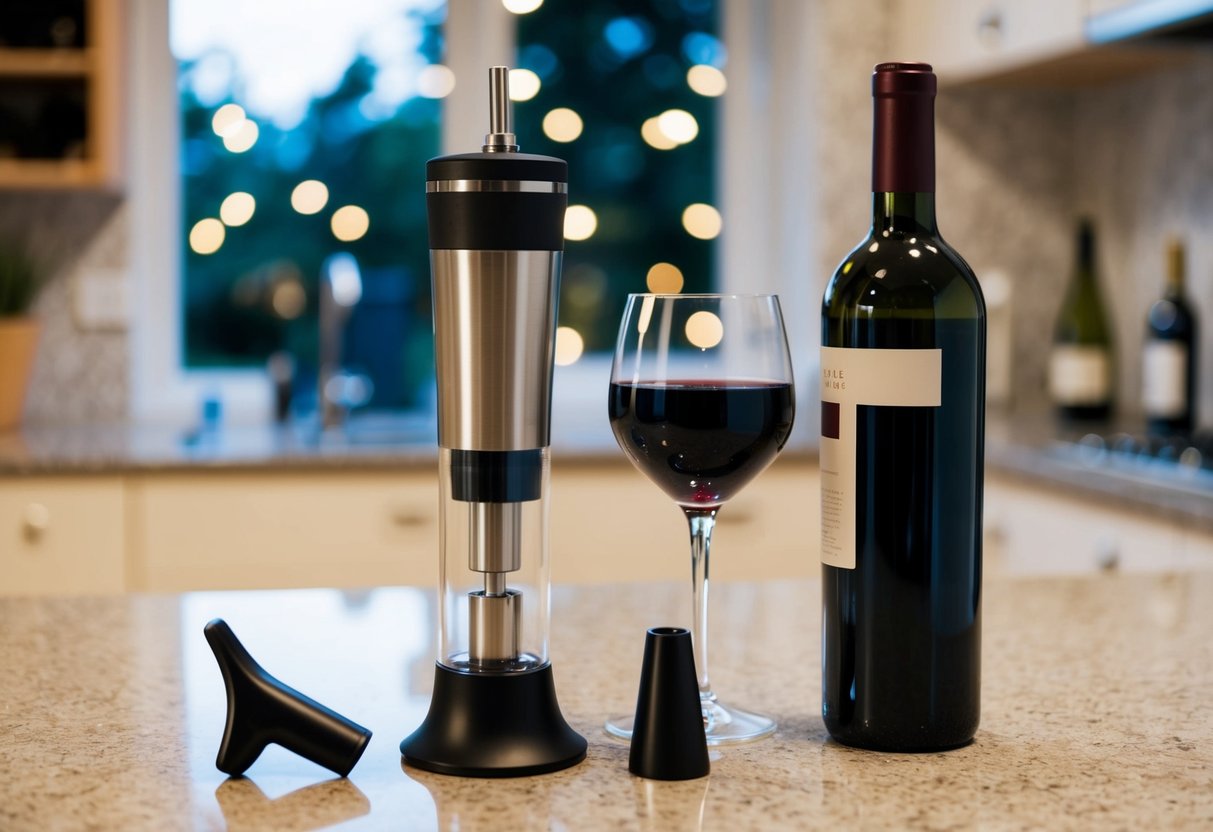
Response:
[[682, 203, 722, 240], [189, 218, 225, 255], [508, 68, 541, 101], [331, 205, 370, 242], [219, 192, 255, 227], [646, 262, 684, 293], [554, 326, 584, 365], [564, 205, 597, 241], [291, 180, 329, 215], [543, 108, 584, 142], [687, 65, 727, 97], [211, 104, 246, 138]]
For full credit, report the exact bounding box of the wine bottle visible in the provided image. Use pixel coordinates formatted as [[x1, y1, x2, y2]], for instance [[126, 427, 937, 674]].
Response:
[[1049, 221, 1114, 421], [1143, 238, 1198, 434], [820, 63, 985, 751]]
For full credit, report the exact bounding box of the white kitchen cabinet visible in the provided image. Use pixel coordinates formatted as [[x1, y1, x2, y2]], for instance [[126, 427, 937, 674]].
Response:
[[1, 459, 1209, 596], [0, 476, 126, 595], [982, 472, 1213, 575], [892, 0, 1085, 83], [130, 471, 439, 592], [549, 457, 816, 585]]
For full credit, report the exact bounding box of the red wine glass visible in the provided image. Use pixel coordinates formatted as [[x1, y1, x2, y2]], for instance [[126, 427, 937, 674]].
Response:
[[606, 293, 796, 744]]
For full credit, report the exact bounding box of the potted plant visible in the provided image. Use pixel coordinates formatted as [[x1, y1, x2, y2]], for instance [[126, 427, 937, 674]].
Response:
[[0, 244, 44, 431]]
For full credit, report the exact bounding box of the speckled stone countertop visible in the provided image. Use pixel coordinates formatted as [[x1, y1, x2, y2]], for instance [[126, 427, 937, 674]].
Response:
[[2, 574, 1210, 830]]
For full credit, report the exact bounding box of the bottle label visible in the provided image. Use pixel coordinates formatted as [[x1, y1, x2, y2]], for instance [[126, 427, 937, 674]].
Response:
[[1142, 340, 1187, 418], [820, 346, 942, 569], [1048, 346, 1109, 406]]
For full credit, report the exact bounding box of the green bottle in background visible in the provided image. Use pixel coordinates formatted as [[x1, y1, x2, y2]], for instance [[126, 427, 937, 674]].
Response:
[[1049, 219, 1114, 422]]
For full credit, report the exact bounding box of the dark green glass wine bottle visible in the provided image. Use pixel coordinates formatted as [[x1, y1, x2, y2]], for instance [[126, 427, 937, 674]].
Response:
[[1143, 238, 1198, 435], [820, 63, 985, 751], [1050, 221, 1114, 422]]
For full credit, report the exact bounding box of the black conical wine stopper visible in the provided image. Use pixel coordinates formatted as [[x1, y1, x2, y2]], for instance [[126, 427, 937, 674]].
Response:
[[203, 618, 372, 777], [629, 627, 710, 781]]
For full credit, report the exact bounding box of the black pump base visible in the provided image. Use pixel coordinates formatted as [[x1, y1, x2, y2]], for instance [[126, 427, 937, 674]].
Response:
[[401, 663, 586, 778]]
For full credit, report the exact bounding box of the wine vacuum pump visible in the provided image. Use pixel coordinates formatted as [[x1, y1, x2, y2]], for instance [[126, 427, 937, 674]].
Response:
[[400, 67, 587, 777]]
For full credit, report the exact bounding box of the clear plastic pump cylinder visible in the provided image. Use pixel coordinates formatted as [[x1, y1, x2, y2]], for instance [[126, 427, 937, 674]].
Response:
[[438, 448, 551, 672]]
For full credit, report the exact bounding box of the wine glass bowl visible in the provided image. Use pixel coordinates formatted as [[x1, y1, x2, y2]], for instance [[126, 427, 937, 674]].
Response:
[[606, 293, 795, 745]]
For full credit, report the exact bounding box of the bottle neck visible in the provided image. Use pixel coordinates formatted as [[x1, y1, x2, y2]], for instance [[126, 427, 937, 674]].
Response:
[[871, 193, 938, 235], [1166, 243, 1186, 296], [871, 68, 936, 236], [872, 79, 935, 195], [1076, 232, 1096, 283]]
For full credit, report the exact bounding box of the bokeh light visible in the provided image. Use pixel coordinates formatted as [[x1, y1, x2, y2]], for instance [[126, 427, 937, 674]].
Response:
[[641, 117, 678, 150], [646, 262, 685, 293], [219, 192, 255, 227], [291, 180, 329, 215], [657, 109, 699, 144], [417, 64, 456, 99], [508, 68, 541, 102], [542, 107, 584, 142], [687, 64, 727, 96], [222, 118, 259, 153], [502, 0, 543, 13], [331, 205, 370, 242], [211, 103, 246, 137], [564, 205, 597, 241], [554, 326, 585, 366], [685, 310, 724, 349], [271, 279, 307, 319], [189, 218, 226, 255], [682, 203, 722, 240]]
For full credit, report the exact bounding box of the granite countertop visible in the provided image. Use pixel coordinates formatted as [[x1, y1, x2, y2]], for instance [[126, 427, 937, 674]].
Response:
[[2, 573, 1211, 830]]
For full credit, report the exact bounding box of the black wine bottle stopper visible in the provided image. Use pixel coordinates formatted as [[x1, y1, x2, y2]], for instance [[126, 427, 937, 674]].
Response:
[[628, 627, 710, 781], [204, 618, 372, 777]]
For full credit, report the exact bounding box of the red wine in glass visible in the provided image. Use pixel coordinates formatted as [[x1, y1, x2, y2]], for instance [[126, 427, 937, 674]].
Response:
[[608, 380, 795, 507]]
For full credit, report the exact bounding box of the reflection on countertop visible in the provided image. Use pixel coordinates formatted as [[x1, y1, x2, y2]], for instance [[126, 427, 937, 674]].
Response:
[[1, 574, 1211, 830]]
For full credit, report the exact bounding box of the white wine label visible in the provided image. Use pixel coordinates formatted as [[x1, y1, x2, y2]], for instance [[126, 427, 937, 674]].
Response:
[[1049, 346, 1109, 406], [820, 346, 942, 569], [1142, 340, 1187, 418]]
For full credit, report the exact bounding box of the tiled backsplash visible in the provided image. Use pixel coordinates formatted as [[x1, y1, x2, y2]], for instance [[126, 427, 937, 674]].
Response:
[[0, 192, 128, 424], [2, 6, 1210, 428]]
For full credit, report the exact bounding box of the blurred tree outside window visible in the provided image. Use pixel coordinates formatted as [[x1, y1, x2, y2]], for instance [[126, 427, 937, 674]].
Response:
[[174, 0, 718, 413], [515, 0, 720, 362]]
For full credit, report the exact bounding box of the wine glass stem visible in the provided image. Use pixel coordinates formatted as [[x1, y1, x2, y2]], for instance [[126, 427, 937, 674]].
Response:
[[685, 507, 717, 701]]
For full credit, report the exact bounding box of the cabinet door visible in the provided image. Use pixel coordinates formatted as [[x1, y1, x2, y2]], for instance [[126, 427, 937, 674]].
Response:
[[983, 473, 1188, 575], [892, 0, 1084, 83], [549, 457, 816, 584], [0, 476, 125, 595], [132, 471, 438, 591]]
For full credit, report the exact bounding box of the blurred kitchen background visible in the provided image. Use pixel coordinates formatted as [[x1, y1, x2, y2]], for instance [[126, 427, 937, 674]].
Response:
[[2, 0, 1212, 594]]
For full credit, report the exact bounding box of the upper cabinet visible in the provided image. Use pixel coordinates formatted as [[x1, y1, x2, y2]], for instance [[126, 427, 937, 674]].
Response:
[[0, 0, 124, 190], [893, 0, 1213, 87]]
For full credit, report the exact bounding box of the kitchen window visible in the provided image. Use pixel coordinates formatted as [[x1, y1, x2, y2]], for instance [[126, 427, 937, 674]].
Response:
[[138, 0, 723, 430]]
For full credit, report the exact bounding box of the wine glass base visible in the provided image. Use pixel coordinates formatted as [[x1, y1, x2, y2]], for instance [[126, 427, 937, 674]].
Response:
[[605, 700, 776, 746]]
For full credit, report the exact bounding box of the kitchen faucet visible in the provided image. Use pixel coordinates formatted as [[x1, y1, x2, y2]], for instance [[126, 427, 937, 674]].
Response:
[[318, 252, 364, 430]]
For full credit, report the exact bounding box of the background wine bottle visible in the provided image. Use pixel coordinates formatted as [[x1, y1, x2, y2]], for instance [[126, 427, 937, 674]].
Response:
[[820, 63, 985, 751], [1050, 221, 1114, 421], [1143, 238, 1198, 434]]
